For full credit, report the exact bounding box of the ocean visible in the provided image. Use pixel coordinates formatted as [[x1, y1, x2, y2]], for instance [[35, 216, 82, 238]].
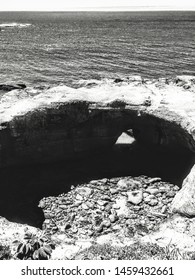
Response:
[[0, 11, 194, 88]]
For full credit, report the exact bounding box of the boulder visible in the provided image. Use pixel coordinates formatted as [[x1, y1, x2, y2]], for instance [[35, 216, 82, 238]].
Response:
[[117, 178, 142, 190], [114, 78, 124, 83], [127, 190, 143, 205], [171, 164, 195, 217], [0, 83, 26, 93]]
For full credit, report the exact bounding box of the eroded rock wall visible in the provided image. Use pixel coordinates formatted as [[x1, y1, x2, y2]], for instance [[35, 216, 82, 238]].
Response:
[[0, 103, 193, 167], [0, 103, 122, 166], [0, 76, 195, 216]]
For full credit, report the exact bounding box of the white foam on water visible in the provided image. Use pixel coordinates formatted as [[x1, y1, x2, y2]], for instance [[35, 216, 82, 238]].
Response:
[[0, 23, 32, 28], [176, 75, 195, 82], [74, 75, 144, 88]]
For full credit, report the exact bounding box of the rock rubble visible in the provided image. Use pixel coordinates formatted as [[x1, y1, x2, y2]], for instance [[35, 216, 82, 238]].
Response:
[[39, 176, 180, 240]]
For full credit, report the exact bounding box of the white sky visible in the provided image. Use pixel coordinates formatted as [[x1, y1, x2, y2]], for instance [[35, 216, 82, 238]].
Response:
[[0, 0, 195, 11]]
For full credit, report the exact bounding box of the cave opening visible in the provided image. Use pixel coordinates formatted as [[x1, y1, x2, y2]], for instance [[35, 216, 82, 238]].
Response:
[[0, 129, 194, 229], [113, 130, 194, 184]]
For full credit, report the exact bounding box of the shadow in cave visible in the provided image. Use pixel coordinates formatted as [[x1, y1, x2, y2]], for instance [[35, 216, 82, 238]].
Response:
[[0, 134, 194, 228]]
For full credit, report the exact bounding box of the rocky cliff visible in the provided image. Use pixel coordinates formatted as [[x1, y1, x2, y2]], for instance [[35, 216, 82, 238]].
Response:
[[0, 76, 195, 217]]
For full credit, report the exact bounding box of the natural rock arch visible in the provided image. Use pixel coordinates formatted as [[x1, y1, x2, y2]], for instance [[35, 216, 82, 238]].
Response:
[[0, 76, 195, 217]]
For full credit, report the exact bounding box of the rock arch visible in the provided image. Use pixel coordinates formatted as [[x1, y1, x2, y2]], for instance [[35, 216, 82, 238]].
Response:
[[0, 76, 195, 217]]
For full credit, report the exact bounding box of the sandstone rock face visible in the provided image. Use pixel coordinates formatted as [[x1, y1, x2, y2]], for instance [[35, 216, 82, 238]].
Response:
[[171, 164, 195, 217], [0, 76, 195, 216]]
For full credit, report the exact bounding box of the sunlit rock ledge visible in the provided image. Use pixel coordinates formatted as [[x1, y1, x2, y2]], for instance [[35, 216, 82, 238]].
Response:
[[0, 75, 195, 217]]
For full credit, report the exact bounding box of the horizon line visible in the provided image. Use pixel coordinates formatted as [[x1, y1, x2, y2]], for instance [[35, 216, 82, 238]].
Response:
[[0, 6, 195, 12]]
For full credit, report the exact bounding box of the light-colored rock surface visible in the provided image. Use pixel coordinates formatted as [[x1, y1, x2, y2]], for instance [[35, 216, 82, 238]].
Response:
[[127, 190, 143, 205], [0, 216, 41, 256], [171, 164, 195, 217], [141, 214, 195, 252]]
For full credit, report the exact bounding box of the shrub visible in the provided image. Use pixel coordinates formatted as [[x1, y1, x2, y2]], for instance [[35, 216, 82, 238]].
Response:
[[16, 231, 55, 260], [72, 241, 195, 260]]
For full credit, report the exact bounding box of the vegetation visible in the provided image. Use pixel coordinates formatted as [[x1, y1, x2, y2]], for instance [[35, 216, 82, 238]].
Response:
[[0, 244, 12, 260], [72, 241, 195, 260], [16, 231, 55, 260], [2, 232, 195, 260]]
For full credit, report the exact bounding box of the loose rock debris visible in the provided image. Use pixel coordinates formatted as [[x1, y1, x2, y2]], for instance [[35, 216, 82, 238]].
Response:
[[39, 176, 180, 240]]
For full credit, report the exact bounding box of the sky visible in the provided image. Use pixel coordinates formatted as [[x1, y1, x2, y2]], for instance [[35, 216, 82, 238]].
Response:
[[0, 0, 194, 11]]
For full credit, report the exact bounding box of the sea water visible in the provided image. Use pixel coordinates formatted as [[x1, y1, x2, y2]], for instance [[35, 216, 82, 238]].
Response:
[[0, 11, 194, 87]]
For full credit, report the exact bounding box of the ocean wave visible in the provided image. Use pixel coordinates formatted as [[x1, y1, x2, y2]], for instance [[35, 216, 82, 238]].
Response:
[[0, 23, 32, 29], [1, 76, 195, 98]]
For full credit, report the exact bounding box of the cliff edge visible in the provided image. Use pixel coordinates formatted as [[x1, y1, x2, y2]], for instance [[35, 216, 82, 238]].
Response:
[[0, 76, 195, 217]]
